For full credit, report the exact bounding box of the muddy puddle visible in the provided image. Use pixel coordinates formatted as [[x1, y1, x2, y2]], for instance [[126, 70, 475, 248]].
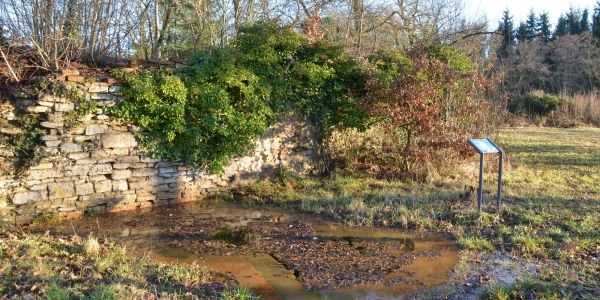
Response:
[[48, 201, 458, 299]]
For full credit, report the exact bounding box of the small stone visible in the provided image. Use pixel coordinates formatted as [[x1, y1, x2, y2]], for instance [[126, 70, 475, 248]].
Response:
[[74, 135, 94, 142], [112, 163, 130, 169], [40, 135, 59, 141], [55, 103, 75, 112], [68, 152, 89, 160], [26, 106, 50, 113], [132, 168, 156, 177], [112, 169, 132, 180], [108, 85, 122, 93], [45, 140, 61, 147], [13, 191, 41, 205], [102, 133, 137, 149], [158, 167, 177, 175], [85, 124, 108, 135], [94, 181, 112, 193], [60, 142, 82, 153], [37, 101, 54, 107], [116, 156, 139, 163], [91, 93, 114, 100], [68, 164, 91, 176], [89, 164, 113, 175], [29, 162, 54, 170], [88, 84, 109, 93], [75, 183, 94, 196], [40, 122, 63, 129], [48, 182, 75, 199], [46, 114, 63, 123], [112, 180, 128, 191]]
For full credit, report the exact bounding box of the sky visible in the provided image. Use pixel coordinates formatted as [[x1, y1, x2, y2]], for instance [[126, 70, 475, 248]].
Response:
[[466, 0, 598, 28]]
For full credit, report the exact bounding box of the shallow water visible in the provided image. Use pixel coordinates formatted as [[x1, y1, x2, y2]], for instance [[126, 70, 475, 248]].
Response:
[[49, 201, 458, 299]]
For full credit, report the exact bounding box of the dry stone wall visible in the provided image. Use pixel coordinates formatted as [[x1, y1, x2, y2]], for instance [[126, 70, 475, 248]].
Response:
[[0, 71, 315, 223]]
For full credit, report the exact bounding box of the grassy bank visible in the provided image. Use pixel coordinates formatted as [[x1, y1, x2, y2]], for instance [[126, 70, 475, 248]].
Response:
[[0, 223, 257, 299], [233, 127, 600, 298]]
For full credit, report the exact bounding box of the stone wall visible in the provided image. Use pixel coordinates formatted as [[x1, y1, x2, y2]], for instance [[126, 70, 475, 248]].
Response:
[[0, 71, 314, 223]]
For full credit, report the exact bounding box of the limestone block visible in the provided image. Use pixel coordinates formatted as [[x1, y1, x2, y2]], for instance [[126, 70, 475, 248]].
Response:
[[112, 169, 132, 180], [67, 164, 91, 176], [94, 180, 112, 193], [74, 136, 94, 142], [112, 180, 128, 191], [158, 167, 177, 175], [112, 163, 130, 169], [40, 135, 59, 141], [67, 153, 89, 160], [85, 124, 108, 135], [13, 191, 41, 205], [60, 142, 83, 153], [46, 114, 64, 123], [95, 114, 110, 120], [27, 106, 51, 113], [91, 93, 114, 100], [132, 168, 156, 177], [75, 183, 94, 196], [89, 164, 113, 175], [102, 133, 137, 149], [28, 169, 60, 180], [109, 148, 129, 156], [128, 181, 153, 190], [27, 183, 46, 191], [40, 122, 63, 129], [45, 140, 61, 147], [38, 101, 54, 107], [75, 159, 97, 165], [117, 156, 140, 163], [55, 103, 75, 112], [48, 183, 75, 199], [161, 177, 179, 184], [129, 163, 149, 169], [96, 100, 116, 107], [88, 175, 108, 182], [140, 156, 160, 163], [88, 84, 109, 93], [30, 162, 54, 170], [91, 150, 111, 160], [108, 85, 122, 93]]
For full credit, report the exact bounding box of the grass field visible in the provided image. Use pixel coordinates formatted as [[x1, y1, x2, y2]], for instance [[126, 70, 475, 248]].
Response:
[[236, 127, 600, 298]]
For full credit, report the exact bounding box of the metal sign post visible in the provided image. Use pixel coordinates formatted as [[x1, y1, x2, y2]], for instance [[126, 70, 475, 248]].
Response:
[[468, 138, 504, 212]]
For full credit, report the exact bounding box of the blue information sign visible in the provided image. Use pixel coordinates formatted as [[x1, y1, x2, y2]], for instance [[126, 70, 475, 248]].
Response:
[[468, 138, 500, 154], [467, 138, 504, 212]]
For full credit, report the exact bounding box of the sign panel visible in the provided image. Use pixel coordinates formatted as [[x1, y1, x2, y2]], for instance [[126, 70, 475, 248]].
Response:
[[469, 138, 500, 154]]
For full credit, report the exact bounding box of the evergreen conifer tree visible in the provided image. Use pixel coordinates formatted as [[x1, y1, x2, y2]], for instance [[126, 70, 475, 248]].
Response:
[[539, 13, 552, 42]]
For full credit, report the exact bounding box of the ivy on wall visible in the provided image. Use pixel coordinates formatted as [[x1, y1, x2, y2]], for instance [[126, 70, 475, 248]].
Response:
[[112, 22, 368, 173]]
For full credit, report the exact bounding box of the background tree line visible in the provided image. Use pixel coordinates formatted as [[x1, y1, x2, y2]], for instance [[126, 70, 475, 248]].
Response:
[[0, 0, 483, 71], [494, 3, 600, 125]]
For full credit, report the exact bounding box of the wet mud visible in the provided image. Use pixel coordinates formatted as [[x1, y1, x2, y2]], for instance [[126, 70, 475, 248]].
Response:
[[47, 201, 459, 299]]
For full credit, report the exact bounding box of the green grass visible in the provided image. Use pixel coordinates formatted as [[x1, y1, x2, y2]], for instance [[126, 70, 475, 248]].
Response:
[[0, 233, 234, 299], [231, 127, 600, 298], [220, 286, 261, 300], [498, 127, 600, 202]]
